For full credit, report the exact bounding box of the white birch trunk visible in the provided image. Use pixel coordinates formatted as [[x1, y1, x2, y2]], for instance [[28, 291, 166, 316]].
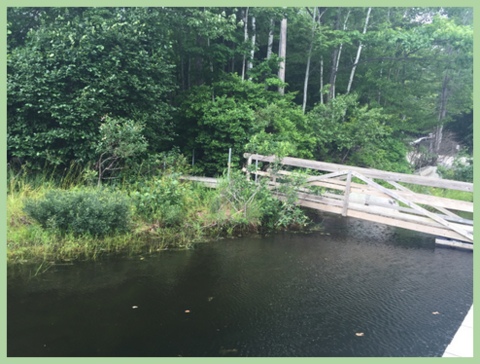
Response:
[[346, 7, 371, 94], [320, 56, 324, 104], [248, 16, 256, 72], [435, 72, 450, 153], [278, 17, 287, 95], [267, 18, 274, 59], [329, 10, 350, 101], [302, 7, 317, 114], [241, 7, 249, 81]]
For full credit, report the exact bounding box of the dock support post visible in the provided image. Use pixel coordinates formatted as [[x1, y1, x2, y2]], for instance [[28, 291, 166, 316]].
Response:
[[227, 148, 232, 180], [246, 154, 252, 181], [342, 171, 352, 217]]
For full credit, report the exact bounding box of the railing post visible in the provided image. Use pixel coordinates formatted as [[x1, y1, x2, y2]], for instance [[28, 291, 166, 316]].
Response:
[[246, 154, 252, 181], [342, 170, 352, 217], [227, 148, 232, 180]]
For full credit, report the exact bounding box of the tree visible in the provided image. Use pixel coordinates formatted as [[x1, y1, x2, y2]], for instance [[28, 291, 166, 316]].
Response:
[[307, 93, 410, 171], [95, 116, 148, 185], [277, 16, 287, 95], [302, 7, 317, 114], [7, 7, 176, 169], [328, 9, 350, 101], [346, 7, 371, 94]]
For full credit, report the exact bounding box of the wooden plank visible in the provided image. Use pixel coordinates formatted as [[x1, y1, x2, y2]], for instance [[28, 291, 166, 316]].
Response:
[[250, 173, 473, 227], [435, 238, 473, 251], [180, 176, 218, 188], [244, 154, 473, 192], [305, 199, 469, 241], [387, 180, 469, 219], [306, 170, 350, 182], [264, 174, 473, 219], [312, 181, 473, 212], [350, 171, 473, 242], [278, 191, 472, 231], [293, 198, 471, 241], [268, 173, 473, 212], [246, 155, 253, 181], [295, 193, 472, 233], [346, 209, 472, 242], [254, 168, 473, 212]]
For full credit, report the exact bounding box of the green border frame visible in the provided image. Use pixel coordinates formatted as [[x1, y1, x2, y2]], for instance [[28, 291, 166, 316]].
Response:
[[1, 0, 477, 362]]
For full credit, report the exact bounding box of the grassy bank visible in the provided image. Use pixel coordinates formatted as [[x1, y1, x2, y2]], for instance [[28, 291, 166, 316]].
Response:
[[7, 169, 311, 265]]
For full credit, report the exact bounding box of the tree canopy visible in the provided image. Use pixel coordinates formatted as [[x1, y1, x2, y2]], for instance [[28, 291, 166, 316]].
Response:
[[7, 7, 473, 175]]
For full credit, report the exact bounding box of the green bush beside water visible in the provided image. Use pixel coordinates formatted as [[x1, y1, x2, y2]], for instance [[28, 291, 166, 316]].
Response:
[[8, 169, 312, 264], [24, 189, 130, 237]]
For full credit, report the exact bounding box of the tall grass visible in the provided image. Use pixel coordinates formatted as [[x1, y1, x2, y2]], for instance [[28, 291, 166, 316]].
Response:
[[7, 165, 311, 265]]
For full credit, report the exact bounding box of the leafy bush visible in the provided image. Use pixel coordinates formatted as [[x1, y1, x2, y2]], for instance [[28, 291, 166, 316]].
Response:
[[307, 93, 411, 172], [216, 169, 310, 230], [24, 188, 131, 237], [95, 116, 148, 185], [131, 174, 189, 226], [8, 8, 176, 169], [438, 155, 473, 182]]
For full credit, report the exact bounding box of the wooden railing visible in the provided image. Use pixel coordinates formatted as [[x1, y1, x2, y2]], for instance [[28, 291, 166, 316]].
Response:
[[244, 154, 473, 244]]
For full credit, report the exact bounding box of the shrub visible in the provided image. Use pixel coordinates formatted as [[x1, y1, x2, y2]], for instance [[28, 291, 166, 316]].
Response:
[[131, 174, 189, 226], [23, 188, 131, 237], [438, 158, 473, 182], [216, 169, 310, 230]]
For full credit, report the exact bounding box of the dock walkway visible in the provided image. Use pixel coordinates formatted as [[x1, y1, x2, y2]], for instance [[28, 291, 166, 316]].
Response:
[[182, 154, 473, 246], [443, 305, 473, 357]]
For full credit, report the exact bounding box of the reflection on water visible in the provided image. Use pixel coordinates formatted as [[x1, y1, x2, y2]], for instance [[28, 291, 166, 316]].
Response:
[[7, 216, 473, 357]]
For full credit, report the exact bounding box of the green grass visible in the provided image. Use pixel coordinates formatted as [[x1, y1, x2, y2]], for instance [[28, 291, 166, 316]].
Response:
[[7, 168, 311, 265]]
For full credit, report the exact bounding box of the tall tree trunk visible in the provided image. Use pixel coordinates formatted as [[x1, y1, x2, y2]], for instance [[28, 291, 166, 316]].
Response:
[[346, 7, 371, 94], [187, 56, 191, 89], [267, 18, 274, 60], [328, 9, 350, 101], [377, 64, 383, 104], [320, 55, 324, 104], [241, 7, 249, 81], [435, 72, 450, 153], [278, 17, 287, 95], [248, 15, 256, 72], [207, 37, 213, 74], [302, 7, 317, 114]]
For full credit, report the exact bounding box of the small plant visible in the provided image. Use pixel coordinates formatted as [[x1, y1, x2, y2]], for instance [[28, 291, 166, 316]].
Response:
[[438, 156, 473, 182], [131, 174, 189, 226], [269, 170, 310, 229], [216, 170, 265, 222], [95, 116, 148, 186], [23, 188, 131, 237]]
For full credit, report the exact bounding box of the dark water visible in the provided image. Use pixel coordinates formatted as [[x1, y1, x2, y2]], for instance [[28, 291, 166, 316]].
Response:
[[7, 216, 473, 357]]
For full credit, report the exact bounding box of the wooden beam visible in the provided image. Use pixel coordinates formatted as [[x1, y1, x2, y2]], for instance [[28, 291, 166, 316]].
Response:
[[292, 193, 472, 232], [294, 198, 472, 242], [350, 171, 473, 243], [244, 154, 473, 192], [255, 169, 473, 212], [435, 238, 473, 251], [387, 180, 467, 219]]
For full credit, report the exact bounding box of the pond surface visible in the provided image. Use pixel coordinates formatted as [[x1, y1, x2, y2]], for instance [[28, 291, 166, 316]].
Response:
[[7, 216, 473, 357]]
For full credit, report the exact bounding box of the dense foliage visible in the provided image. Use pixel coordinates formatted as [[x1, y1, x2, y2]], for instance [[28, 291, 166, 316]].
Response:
[[7, 7, 473, 176], [24, 188, 130, 237], [8, 8, 175, 168]]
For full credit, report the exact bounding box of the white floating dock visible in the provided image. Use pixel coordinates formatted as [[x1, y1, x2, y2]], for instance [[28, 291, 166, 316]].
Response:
[[443, 305, 473, 357]]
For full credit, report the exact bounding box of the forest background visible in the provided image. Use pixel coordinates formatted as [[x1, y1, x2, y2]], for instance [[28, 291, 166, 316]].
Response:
[[6, 6, 473, 178], [4, 5, 475, 262]]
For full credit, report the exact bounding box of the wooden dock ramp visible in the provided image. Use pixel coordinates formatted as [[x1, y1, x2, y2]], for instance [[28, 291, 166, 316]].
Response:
[[244, 154, 473, 245]]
